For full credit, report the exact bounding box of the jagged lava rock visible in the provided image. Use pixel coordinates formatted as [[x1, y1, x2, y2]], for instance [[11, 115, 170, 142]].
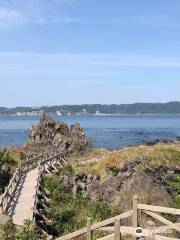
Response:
[[26, 114, 87, 153]]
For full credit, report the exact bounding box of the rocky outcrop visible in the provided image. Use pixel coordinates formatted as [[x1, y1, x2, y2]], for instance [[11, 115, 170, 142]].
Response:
[[60, 157, 179, 215], [93, 162, 178, 210], [60, 173, 101, 198], [26, 114, 88, 154]]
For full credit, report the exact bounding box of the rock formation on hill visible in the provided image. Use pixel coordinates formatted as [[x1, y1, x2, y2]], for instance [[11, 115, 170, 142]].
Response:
[[60, 159, 176, 210], [25, 114, 88, 154], [63, 143, 180, 226]]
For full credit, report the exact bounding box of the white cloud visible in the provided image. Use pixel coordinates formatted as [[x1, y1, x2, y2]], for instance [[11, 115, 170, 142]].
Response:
[[0, 7, 23, 26], [0, 1, 178, 28], [0, 0, 79, 27]]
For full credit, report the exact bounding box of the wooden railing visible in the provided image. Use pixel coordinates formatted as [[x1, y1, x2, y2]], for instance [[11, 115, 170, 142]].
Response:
[[31, 151, 62, 223], [31, 150, 67, 239], [56, 195, 180, 240], [0, 149, 66, 216], [1, 161, 27, 213], [32, 165, 42, 224]]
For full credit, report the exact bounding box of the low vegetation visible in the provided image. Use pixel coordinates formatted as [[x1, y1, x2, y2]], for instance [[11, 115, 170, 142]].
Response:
[[69, 143, 180, 179], [167, 174, 180, 210], [102, 143, 180, 169], [0, 148, 19, 193], [43, 173, 119, 237], [0, 220, 45, 240]]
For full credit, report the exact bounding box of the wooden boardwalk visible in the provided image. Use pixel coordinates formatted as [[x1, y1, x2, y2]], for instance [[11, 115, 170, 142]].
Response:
[[0, 151, 65, 232], [12, 168, 39, 225]]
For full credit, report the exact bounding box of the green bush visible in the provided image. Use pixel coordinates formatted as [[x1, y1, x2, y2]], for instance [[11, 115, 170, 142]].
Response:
[[43, 174, 119, 237], [0, 220, 45, 240], [0, 149, 17, 194], [167, 174, 180, 193], [0, 220, 16, 240], [15, 220, 45, 240]]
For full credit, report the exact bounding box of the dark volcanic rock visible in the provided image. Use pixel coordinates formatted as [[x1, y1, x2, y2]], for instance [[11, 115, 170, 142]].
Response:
[[26, 114, 88, 153], [59, 157, 173, 212]]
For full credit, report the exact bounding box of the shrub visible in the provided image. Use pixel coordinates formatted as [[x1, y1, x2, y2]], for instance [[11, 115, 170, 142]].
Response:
[[43, 174, 119, 237], [0, 220, 44, 240]]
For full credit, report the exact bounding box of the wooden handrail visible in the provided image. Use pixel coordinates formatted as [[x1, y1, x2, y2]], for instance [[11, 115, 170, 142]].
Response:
[[1, 161, 26, 213], [56, 193, 180, 240], [97, 233, 180, 240], [143, 210, 180, 233], [1, 149, 65, 215], [32, 165, 42, 224], [138, 203, 180, 215], [56, 211, 133, 240], [32, 150, 64, 224]]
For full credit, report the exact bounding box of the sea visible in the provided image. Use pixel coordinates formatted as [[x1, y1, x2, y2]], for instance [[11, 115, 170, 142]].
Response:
[[0, 115, 180, 150]]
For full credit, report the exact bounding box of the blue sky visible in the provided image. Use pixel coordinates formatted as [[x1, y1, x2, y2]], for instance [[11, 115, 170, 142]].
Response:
[[0, 0, 180, 107]]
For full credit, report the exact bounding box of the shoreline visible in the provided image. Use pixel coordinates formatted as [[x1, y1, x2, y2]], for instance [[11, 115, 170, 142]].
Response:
[[1, 113, 180, 117]]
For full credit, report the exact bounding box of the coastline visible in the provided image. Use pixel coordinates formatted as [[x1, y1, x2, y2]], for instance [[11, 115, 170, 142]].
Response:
[[1, 113, 180, 117]]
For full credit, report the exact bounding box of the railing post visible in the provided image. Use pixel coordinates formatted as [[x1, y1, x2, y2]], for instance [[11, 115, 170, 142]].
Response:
[[133, 195, 138, 240], [87, 217, 92, 240], [3, 187, 8, 213], [114, 218, 121, 240], [1, 195, 4, 213]]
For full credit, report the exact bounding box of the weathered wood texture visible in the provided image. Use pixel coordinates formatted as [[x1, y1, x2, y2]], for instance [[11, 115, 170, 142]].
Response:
[[114, 219, 121, 240], [138, 204, 180, 215], [87, 218, 92, 240], [143, 210, 180, 233]]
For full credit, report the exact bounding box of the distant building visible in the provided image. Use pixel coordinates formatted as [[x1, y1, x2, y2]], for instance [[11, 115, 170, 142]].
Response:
[[56, 111, 62, 116], [96, 110, 99, 115], [16, 112, 22, 116]]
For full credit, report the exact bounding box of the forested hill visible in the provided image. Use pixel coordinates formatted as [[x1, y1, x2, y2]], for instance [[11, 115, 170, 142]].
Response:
[[1, 102, 180, 115]]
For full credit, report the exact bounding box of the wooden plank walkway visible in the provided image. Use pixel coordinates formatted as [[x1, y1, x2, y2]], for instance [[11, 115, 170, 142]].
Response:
[[12, 168, 39, 226]]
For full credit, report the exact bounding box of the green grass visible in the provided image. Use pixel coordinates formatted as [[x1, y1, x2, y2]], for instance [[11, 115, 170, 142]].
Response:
[[102, 143, 180, 170], [43, 173, 119, 238], [71, 143, 180, 178], [0, 220, 45, 240], [167, 174, 180, 193]]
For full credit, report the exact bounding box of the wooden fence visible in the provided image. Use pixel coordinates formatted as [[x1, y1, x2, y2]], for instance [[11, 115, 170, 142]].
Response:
[[0, 150, 66, 216], [56, 195, 180, 240], [1, 161, 27, 213], [31, 151, 67, 239]]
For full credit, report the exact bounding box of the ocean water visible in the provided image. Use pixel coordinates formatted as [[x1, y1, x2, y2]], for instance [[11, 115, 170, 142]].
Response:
[[0, 115, 180, 150]]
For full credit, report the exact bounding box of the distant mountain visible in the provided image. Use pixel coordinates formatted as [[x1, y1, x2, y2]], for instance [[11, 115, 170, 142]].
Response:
[[1, 102, 180, 115]]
